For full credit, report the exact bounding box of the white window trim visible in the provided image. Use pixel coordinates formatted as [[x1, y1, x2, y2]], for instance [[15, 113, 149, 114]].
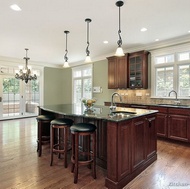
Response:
[[150, 43, 190, 100], [72, 64, 93, 104]]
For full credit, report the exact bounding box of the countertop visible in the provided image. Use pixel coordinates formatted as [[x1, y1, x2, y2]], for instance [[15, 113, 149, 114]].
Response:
[[39, 104, 158, 122], [105, 102, 190, 109]]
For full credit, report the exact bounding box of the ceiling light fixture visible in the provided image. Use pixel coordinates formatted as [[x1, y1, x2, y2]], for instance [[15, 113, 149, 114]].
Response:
[[115, 0, 125, 57], [15, 48, 37, 84], [63, 30, 70, 68], [10, 4, 21, 11], [85, 18, 92, 63], [141, 27, 147, 32]]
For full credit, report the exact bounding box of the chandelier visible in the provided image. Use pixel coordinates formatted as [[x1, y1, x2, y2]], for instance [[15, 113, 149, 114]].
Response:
[[15, 48, 37, 83]]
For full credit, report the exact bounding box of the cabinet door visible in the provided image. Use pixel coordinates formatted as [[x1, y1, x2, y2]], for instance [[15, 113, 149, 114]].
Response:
[[168, 114, 190, 142], [145, 115, 157, 159], [128, 51, 149, 89], [156, 113, 168, 137], [117, 56, 127, 88], [107, 55, 127, 89], [131, 117, 146, 171], [108, 57, 117, 89]]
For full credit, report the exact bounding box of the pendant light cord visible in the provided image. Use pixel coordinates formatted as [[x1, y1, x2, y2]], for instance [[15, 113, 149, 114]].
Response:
[[117, 6, 122, 47], [85, 18, 91, 56], [64, 31, 69, 62]]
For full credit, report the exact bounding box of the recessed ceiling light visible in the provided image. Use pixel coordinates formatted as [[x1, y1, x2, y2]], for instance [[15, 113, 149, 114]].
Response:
[[103, 41, 108, 44], [155, 39, 159, 41], [10, 4, 21, 11], [140, 27, 147, 32], [188, 30, 190, 33]]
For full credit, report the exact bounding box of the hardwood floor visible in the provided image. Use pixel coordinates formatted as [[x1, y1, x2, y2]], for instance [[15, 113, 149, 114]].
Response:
[[0, 118, 190, 189]]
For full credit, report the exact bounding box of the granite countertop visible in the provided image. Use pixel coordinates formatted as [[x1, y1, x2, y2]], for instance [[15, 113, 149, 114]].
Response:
[[106, 102, 190, 109], [40, 104, 158, 122]]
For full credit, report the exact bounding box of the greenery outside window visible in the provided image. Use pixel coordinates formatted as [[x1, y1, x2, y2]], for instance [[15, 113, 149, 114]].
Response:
[[72, 65, 92, 105], [151, 46, 190, 99]]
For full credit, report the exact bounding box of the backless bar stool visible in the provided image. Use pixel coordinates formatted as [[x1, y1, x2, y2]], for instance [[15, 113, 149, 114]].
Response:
[[50, 118, 74, 168], [70, 123, 97, 184], [36, 114, 55, 157]]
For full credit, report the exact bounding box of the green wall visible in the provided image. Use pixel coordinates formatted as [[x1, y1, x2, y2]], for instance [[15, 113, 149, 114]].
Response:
[[44, 59, 116, 106], [93, 59, 115, 105], [44, 67, 72, 105]]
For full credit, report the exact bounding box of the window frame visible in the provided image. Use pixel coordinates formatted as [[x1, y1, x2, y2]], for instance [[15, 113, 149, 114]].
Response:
[[72, 64, 93, 104], [151, 44, 190, 99]]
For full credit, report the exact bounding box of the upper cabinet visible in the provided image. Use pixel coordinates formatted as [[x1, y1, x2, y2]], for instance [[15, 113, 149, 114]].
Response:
[[107, 54, 128, 89], [128, 50, 150, 89]]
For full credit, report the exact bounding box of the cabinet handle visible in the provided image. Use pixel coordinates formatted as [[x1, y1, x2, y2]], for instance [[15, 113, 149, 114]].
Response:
[[148, 120, 152, 127]]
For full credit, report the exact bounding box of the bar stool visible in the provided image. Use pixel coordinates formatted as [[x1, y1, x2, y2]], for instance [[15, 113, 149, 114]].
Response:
[[36, 114, 55, 157], [70, 123, 97, 184], [50, 118, 74, 168]]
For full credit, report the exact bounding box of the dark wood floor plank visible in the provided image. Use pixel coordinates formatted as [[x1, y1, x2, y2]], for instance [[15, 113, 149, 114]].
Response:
[[0, 118, 190, 189]]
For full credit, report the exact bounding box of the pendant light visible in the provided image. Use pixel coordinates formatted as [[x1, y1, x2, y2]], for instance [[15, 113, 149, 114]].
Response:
[[85, 18, 92, 63], [63, 30, 70, 68], [115, 0, 125, 56]]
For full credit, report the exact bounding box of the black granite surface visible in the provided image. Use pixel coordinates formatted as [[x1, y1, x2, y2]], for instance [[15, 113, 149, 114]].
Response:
[[40, 104, 158, 122]]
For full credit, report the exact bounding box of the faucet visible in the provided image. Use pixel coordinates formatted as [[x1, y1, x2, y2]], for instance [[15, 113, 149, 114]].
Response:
[[168, 90, 180, 105], [110, 92, 122, 110]]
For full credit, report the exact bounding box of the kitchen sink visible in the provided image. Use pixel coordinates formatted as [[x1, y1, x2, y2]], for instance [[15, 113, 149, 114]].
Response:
[[109, 111, 137, 118]]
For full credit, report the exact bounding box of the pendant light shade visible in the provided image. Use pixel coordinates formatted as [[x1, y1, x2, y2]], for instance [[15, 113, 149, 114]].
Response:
[[115, 0, 125, 57], [85, 18, 92, 63], [63, 30, 70, 68]]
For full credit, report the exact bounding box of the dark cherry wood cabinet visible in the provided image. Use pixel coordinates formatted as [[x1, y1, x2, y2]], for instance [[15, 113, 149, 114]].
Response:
[[106, 114, 157, 189], [128, 50, 149, 89], [145, 115, 157, 159], [107, 55, 128, 89], [168, 108, 190, 142], [149, 106, 168, 138], [131, 117, 146, 171]]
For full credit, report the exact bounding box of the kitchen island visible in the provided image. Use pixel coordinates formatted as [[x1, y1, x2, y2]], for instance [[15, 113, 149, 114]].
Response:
[[39, 104, 158, 189]]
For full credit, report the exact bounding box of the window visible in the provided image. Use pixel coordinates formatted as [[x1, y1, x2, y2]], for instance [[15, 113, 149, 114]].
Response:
[[151, 47, 190, 99], [72, 65, 92, 104]]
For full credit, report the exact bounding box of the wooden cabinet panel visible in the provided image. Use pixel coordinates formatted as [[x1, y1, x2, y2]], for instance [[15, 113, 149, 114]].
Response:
[[96, 119, 107, 169], [131, 117, 146, 171], [156, 113, 168, 137], [107, 55, 127, 89], [149, 106, 168, 138], [145, 115, 157, 159], [118, 121, 131, 179], [168, 114, 190, 142]]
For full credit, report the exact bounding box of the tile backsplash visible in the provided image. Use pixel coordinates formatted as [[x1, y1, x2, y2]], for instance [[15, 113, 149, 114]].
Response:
[[115, 89, 190, 105]]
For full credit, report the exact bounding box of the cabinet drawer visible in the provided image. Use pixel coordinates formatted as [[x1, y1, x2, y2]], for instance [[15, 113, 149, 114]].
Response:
[[168, 108, 190, 115], [149, 106, 168, 113]]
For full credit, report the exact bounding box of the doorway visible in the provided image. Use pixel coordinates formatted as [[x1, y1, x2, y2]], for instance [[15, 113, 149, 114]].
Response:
[[0, 74, 40, 120]]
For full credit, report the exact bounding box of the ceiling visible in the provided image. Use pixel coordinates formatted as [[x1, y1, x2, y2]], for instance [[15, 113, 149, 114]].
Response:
[[1, 0, 190, 67]]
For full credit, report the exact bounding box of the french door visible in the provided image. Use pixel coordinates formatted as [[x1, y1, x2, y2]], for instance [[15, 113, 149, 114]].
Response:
[[0, 75, 40, 120]]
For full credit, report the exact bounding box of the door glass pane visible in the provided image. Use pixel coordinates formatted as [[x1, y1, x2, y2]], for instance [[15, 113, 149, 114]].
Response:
[[2, 77, 20, 117], [25, 80, 40, 115]]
